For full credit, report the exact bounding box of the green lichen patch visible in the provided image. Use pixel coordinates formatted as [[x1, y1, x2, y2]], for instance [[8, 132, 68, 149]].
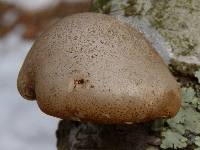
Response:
[[160, 130, 188, 149], [124, 0, 152, 16], [91, 0, 112, 14], [195, 137, 200, 147], [160, 86, 200, 149]]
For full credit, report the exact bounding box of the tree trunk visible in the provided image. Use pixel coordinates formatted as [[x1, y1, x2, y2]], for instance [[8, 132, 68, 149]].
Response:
[[56, 120, 160, 150]]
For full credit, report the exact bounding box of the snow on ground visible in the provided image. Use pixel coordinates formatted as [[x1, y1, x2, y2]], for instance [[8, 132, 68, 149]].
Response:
[[1, 0, 59, 11], [0, 26, 59, 150], [0, 0, 91, 11]]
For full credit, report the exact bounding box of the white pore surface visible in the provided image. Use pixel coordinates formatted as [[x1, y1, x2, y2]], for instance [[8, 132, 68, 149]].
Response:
[[0, 26, 59, 150]]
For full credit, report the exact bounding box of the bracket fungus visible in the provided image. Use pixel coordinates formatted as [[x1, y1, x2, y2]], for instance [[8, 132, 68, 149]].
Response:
[[17, 13, 181, 124]]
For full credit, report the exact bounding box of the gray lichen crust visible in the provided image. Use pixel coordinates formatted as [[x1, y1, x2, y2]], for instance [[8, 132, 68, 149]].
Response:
[[124, 0, 200, 73]]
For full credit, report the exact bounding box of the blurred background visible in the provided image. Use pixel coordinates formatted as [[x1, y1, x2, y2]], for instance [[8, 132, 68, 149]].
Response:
[[0, 0, 92, 150]]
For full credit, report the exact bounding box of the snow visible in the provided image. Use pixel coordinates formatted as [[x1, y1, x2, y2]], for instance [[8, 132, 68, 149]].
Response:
[[0, 26, 59, 150], [0, 0, 92, 11], [1, 0, 59, 11], [1, 10, 18, 26]]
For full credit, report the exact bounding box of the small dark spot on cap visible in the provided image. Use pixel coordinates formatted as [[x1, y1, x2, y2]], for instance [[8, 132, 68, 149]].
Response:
[[90, 85, 95, 88], [74, 79, 85, 84]]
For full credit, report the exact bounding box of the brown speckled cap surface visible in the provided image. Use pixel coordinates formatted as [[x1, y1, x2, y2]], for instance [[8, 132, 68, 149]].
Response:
[[17, 12, 181, 124]]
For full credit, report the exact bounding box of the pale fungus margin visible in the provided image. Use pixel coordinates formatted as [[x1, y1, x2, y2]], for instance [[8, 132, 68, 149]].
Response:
[[17, 12, 181, 124]]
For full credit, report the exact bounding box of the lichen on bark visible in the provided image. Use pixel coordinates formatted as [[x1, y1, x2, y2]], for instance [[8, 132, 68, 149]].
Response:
[[124, 0, 200, 74]]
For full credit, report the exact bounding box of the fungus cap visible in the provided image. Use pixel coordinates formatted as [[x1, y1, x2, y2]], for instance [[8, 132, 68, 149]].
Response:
[[17, 13, 181, 124]]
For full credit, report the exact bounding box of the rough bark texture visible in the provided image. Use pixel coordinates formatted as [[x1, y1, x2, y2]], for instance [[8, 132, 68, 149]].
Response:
[[56, 120, 159, 150]]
